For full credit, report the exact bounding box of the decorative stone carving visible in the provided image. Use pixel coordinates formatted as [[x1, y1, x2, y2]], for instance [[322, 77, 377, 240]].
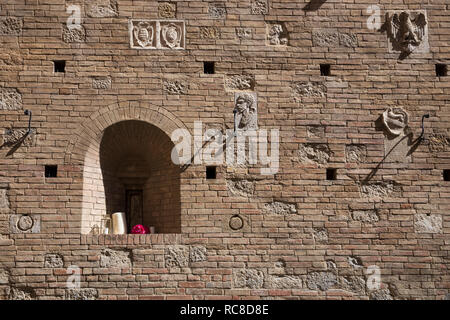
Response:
[[359, 182, 394, 199], [382, 107, 409, 136], [263, 201, 297, 215], [65, 288, 98, 300], [428, 133, 449, 152], [233, 268, 264, 289], [3, 128, 35, 147], [163, 79, 187, 95], [93, 77, 112, 89], [236, 27, 252, 40], [386, 11, 429, 55], [296, 143, 331, 165], [306, 272, 337, 291], [158, 2, 176, 18], [0, 49, 23, 67], [189, 246, 207, 263], [339, 33, 358, 48], [225, 75, 255, 91], [165, 246, 189, 268], [266, 275, 303, 289], [234, 92, 257, 131], [267, 23, 288, 46], [345, 144, 367, 163], [44, 253, 64, 268], [62, 25, 86, 43], [414, 214, 442, 234], [208, 3, 226, 19], [229, 215, 244, 230], [291, 81, 326, 100], [252, 0, 268, 14], [0, 88, 22, 110], [87, 0, 118, 18], [160, 21, 185, 49], [200, 26, 220, 39], [227, 179, 255, 197], [129, 20, 185, 50], [10, 214, 40, 233], [0, 17, 23, 35]]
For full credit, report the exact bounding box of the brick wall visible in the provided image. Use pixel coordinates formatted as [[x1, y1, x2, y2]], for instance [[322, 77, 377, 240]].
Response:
[[0, 0, 449, 300]]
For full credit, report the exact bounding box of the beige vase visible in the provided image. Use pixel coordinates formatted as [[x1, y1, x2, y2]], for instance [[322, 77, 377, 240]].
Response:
[[111, 212, 127, 234]]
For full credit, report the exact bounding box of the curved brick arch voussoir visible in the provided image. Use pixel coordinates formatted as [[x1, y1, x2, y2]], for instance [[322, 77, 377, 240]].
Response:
[[64, 103, 189, 165]]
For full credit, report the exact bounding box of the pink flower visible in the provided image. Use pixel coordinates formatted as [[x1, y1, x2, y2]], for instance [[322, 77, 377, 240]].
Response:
[[131, 224, 149, 234]]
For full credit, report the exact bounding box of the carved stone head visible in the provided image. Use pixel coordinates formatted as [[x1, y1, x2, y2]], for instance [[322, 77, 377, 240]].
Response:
[[387, 11, 428, 55], [234, 93, 257, 130], [382, 107, 409, 136]]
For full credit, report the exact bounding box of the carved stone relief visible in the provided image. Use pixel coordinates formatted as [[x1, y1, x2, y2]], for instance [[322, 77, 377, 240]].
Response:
[[381, 107, 411, 163], [87, 0, 118, 18], [234, 92, 258, 131], [10, 214, 40, 233], [236, 27, 252, 40], [382, 107, 409, 136], [225, 75, 255, 91], [62, 25, 86, 43], [267, 23, 288, 46], [208, 3, 226, 19], [158, 2, 176, 18], [386, 11, 429, 55], [252, 0, 268, 14], [129, 20, 185, 50], [0, 88, 22, 110], [200, 26, 220, 39], [0, 17, 23, 35]]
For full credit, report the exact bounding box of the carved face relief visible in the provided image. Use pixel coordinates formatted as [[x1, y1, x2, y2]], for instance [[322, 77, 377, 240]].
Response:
[[267, 23, 288, 46], [234, 93, 257, 131], [382, 107, 409, 136], [160, 22, 183, 49], [387, 11, 428, 54]]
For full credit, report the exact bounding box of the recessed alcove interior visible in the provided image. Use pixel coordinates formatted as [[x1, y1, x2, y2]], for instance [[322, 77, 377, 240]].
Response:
[[81, 120, 181, 234]]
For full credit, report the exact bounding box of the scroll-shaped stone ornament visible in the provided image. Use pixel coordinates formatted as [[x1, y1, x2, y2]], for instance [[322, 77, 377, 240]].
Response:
[[133, 21, 155, 49], [161, 22, 182, 49], [234, 93, 258, 131], [382, 107, 408, 136], [387, 11, 428, 55]]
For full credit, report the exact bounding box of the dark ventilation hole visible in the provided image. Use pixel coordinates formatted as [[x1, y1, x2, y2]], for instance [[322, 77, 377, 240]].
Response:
[[320, 64, 331, 76], [326, 168, 337, 180], [444, 169, 450, 181], [206, 166, 217, 179], [204, 61, 215, 74], [54, 60, 66, 73], [436, 64, 448, 77], [45, 165, 58, 178]]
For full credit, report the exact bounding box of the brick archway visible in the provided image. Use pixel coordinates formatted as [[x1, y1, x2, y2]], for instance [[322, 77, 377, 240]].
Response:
[[64, 102, 189, 234]]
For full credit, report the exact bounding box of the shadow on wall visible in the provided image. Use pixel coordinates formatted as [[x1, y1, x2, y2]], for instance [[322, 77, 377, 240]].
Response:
[[303, 0, 327, 11]]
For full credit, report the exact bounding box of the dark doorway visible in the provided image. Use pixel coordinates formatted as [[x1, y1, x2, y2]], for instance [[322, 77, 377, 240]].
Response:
[[126, 189, 143, 232]]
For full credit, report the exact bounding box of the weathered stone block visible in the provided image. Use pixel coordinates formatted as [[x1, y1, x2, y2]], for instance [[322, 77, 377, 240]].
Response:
[[100, 248, 131, 268], [346, 144, 367, 163], [189, 246, 207, 263], [225, 75, 255, 91], [296, 143, 331, 165], [93, 77, 112, 89], [8, 287, 35, 300], [62, 25, 86, 43], [291, 81, 326, 100], [44, 253, 64, 268], [352, 210, 379, 223], [428, 133, 449, 152], [163, 79, 187, 95], [312, 29, 339, 47], [66, 288, 98, 300], [200, 26, 220, 39], [369, 288, 393, 300], [236, 27, 252, 40], [3, 128, 35, 147], [306, 272, 337, 291], [165, 245, 189, 268], [359, 182, 394, 199], [263, 201, 297, 215], [10, 215, 40, 234], [227, 179, 255, 197], [0, 188, 9, 213], [307, 125, 325, 138], [339, 276, 366, 294], [266, 275, 303, 289], [312, 228, 328, 244], [414, 214, 442, 233], [0, 88, 22, 110], [158, 2, 176, 18], [208, 3, 226, 19], [267, 22, 288, 46], [233, 268, 264, 289], [0, 17, 23, 35], [87, 0, 118, 18], [251, 0, 268, 15], [0, 269, 9, 284], [339, 33, 358, 47]]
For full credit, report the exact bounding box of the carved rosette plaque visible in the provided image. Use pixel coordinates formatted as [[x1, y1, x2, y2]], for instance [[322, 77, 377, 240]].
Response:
[[129, 20, 185, 50]]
